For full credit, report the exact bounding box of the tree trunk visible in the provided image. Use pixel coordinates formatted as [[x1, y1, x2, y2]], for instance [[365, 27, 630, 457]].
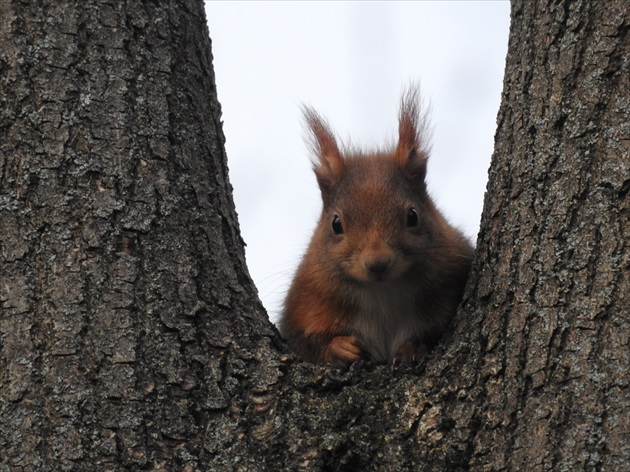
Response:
[[1, 0, 627, 471], [455, 1, 629, 469], [0, 0, 276, 469]]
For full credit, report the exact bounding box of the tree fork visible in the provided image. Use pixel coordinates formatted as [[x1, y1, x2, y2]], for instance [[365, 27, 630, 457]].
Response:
[[0, 0, 627, 470]]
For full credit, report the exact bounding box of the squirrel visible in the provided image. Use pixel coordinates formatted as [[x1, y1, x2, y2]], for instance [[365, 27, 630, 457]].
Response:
[[279, 87, 474, 368]]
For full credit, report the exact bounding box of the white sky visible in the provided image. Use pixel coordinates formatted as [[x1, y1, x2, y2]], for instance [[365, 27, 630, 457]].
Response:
[[205, 1, 511, 323]]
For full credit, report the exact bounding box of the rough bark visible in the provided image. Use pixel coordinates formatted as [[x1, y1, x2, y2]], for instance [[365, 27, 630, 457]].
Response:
[[0, 1, 277, 469], [0, 0, 627, 471], [459, 1, 629, 469]]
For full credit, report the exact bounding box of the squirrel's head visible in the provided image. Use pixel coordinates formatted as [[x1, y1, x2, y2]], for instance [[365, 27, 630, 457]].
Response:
[[303, 87, 440, 284]]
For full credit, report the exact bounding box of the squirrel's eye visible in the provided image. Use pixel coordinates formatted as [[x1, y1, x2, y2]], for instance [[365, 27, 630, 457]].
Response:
[[406, 208, 419, 228], [332, 215, 344, 235]]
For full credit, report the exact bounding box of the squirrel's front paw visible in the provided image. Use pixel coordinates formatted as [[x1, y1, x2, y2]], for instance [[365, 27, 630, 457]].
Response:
[[394, 339, 428, 364], [323, 335, 362, 369]]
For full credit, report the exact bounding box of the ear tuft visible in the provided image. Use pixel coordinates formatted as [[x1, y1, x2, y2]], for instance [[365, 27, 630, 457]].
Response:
[[302, 106, 344, 194], [394, 85, 431, 183]]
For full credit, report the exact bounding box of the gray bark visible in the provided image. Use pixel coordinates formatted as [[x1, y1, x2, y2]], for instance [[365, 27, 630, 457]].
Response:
[[1, 0, 627, 471], [0, 0, 276, 469]]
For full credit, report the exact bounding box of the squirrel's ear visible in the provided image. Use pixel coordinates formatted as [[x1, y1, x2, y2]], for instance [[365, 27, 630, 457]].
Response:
[[302, 106, 344, 195], [394, 86, 430, 183]]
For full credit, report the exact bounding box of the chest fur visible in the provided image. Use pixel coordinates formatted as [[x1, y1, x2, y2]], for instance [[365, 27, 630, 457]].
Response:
[[350, 283, 425, 362]]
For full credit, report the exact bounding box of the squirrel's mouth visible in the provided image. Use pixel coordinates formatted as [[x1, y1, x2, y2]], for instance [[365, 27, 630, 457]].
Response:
[[345, 254, 410, 284], [346, 270, 403, 287]]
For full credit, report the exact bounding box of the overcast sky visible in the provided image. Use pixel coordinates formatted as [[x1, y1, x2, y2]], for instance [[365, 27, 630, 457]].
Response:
[[205, 1, 511, 322]]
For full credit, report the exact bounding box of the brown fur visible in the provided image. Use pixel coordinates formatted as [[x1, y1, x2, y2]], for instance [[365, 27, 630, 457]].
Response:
[[280, 87, 474, 368]]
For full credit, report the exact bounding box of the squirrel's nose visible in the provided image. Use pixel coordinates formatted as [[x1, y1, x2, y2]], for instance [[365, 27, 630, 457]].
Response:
[[366, 258, 390, 275], [364, 254, 394, 280]]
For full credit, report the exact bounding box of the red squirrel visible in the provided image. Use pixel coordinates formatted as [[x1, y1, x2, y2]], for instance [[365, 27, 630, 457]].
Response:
[[279, 87, 474, 368]]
